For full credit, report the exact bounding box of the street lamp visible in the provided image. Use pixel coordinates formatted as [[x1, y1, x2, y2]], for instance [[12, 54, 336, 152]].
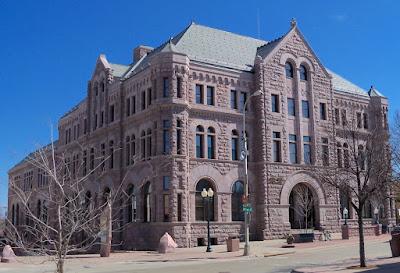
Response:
[[242, 89, 263, 256], [343, 207, 348, 225], [201, 187, 214, 252], [374, 207, 379, 224]]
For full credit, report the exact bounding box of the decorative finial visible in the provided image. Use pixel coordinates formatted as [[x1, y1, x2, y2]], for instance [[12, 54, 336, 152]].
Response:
[[290, 18, 297, 28]]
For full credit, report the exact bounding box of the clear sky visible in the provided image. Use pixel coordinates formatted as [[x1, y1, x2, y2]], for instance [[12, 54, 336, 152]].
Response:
[[0, 0, 399, 208]]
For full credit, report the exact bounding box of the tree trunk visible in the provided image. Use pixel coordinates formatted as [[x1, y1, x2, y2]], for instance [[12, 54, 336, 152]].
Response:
[[56, 258, 64, 273], [357, 214, 366, 267]]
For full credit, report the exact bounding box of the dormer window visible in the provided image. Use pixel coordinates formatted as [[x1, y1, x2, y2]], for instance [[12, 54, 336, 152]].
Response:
[[285, 62, 294, 78], [300, 65, 308, 81]]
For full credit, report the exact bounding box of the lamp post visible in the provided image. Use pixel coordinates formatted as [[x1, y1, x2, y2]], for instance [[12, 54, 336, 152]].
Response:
[[242, 89, 263, 256], [201, 188, 214, 252], [374, 207, 379, 224], [343, 207, 348, 225]]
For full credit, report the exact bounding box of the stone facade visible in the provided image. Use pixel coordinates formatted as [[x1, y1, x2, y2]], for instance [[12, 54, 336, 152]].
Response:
[[8, 21, 396, 250]]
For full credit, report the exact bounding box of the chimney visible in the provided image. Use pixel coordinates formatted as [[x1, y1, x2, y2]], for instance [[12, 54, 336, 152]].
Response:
[[133, 45, 153, 63]]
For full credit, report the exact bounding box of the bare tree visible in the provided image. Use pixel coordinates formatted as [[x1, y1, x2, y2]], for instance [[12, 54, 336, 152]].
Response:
[[317, 115, 391, 268], [292, 184, 315, 232], [5, 139, 126, 273], [5, 132, 173, 273]]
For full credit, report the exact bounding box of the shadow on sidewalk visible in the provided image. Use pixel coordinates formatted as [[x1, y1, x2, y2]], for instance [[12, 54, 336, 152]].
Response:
[[365, 261, 400, 273]]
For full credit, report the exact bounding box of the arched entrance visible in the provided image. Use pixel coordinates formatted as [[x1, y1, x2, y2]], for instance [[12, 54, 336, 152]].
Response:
[[289, 183, 318, 229]]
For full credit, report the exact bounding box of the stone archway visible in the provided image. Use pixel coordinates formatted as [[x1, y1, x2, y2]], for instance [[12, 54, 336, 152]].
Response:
[[280, 172, 326, 230], [289, 183, 318, 229]]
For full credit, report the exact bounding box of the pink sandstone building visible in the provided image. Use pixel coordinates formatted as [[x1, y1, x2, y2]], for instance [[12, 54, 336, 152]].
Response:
[[8, 21, 396, 249]]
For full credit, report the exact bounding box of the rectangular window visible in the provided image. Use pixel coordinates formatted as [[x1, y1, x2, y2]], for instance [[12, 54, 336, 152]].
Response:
[[84, 119, 87, 135], [100, 111, 104, 127], [207, 135, 215, 159], [94, 114, 98, 130], [132, 96, 136, 114], [141, 91, 146, 110], [320, 103, 327, 120], [239, 92, 247, 112], [126, 98, 131, 117], [109, 105, 115, 122], [322, 138, 329, 166], [302, 100, 310, 118], [206, 86, 214, 106], [163, 194, 170, 222], [177, 193, 182, 221], [163, 77, 170, 97], [341, 109, 347, 126], [163, 120, 171, 154], [147, 88, 152, 106], [288, 98, 295, 116], [272, 132, 281, 162], [196, 134, 204, 158], [271, 94, 279, 113], [357, 112, 362, 128], [289, 134, 298, 164], [230, 90, 238, 109], [163, 176, 170, 191], [177, 120, 182, 155], [109, 141, 114, 169], [195, 84, 203, 104], [363, 113, 368, 129], [232, 137, 239, 160], [177, 77, 182, 98], [303, 136, 312, 164], [335, 108, 340, 125]]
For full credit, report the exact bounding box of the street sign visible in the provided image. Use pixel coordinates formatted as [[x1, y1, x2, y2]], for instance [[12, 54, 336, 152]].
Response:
[[242, 202, 252, 213]]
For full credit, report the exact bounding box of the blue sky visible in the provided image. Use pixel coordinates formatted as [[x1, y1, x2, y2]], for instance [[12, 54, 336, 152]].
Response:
[[1, 0, 399, 207]]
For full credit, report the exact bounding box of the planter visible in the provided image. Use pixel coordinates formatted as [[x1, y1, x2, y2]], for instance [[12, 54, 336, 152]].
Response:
[[293, 233, 314, 243]]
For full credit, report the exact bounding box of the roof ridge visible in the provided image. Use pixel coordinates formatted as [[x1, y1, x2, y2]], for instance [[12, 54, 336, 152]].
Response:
[[190, 22, 268, 43]]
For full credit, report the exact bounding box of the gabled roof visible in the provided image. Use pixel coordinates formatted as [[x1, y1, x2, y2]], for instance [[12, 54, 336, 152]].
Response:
[[109, 63, 130, 78], [368, 85, 385, 98], [327, 69, 369, 97], [109, 22, 381, 97], [171, 23, 267, 71]]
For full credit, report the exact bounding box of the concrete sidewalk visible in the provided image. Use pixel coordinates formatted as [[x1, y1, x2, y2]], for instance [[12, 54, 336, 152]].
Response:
[[293, 256, 400, 273]]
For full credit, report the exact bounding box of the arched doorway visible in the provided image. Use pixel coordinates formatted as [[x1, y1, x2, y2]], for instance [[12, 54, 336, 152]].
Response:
[[195, 179, 215, 221], [289, 183, 318, 230]]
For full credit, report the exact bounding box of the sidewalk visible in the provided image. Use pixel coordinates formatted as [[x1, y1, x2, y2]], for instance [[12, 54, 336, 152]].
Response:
[[0, 234, 392, 270], [293, 256, 400, 273]]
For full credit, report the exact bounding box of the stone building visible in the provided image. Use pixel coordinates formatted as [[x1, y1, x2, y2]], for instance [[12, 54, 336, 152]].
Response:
[[8, 21, 396, 250]]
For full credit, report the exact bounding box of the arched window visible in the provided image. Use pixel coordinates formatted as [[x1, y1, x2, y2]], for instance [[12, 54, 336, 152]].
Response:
[[343, 143, 349, 168], [141, 131, 146, 159], [94, 83, 99, 96], [195, 179, 215, 221], [300, 65, 308, 81], [147, 129, 152, 158], [126, 136, 131, 166], [339, 187, 352, 219], [143, 182, 151, 222], [127, 185, 136, 223], [231, 130, 239, 160], [207, 127, 215, 159], [285, 62, 294, 78], [196, 126, 205, 158], [337, 143, 342, 168], [100, 82, 105, 93], [232, 181, 244, 221]]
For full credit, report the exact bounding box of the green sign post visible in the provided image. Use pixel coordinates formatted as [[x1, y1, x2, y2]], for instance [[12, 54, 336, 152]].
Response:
[[242, 203, 252, 213]]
